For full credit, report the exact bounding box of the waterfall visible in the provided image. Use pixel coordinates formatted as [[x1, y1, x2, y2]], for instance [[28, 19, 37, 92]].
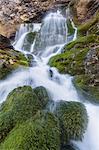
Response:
[[33, 10, 68, 55], [14, 23, 41, 51], [0, 10, 99, 150]]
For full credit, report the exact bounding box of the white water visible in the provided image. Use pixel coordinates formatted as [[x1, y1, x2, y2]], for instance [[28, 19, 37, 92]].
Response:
[[14, 23, 41, 51], [0, 11, 99, 150]]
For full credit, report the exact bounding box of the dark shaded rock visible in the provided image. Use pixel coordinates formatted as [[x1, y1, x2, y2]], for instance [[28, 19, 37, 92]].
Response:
[[0, 48, 29, 79], [34, 86, 50, 108], [0, 34, 29, 79], [22, 32, 36, 51], [0, 34, 13, 49]]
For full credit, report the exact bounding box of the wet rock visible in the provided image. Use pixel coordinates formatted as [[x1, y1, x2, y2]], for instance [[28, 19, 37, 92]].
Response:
[[0, 34, 29, 79], [0, 34, 13, 49]]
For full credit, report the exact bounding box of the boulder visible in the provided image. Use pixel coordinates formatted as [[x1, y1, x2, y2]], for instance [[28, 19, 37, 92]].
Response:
[[55, 101, 88, 143], [0, 34, 13, 49], [0, 34, 29, 79], [0, 112, 61, 150], [0, 86, 49, 142]]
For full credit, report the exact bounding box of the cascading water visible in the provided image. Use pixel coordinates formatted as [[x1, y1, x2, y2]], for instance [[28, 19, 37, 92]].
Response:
[[0, 10, 99, 150], [33, 10, 68, 55], [14, 23, 41, 51]]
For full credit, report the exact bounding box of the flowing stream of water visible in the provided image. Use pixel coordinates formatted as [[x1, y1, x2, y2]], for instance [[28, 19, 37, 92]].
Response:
[[0, 11, 99, 150]]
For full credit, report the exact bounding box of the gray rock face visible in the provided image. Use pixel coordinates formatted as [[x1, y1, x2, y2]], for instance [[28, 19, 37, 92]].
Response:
[[0, 0, 70, 37], [84, 47, 99, 86], [72, 0, 99, 22]]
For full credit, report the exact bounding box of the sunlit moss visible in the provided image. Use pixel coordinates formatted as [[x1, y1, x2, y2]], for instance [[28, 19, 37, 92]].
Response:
[[55, 101, 88, 143], [0, 86, 49, 142], [0, 112, 61, 150]]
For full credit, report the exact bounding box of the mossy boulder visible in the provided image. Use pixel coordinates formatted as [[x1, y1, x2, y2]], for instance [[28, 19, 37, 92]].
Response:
[[49, 33, 99, 101], [78, 12, 99, 36], [0, 48, 29, 79], [65, 34, 99, 50], [22, 32, 36, 51], [0, 34, 29, 79], [49, 47, 89, 75], [0, 112, 61, 150], [74, 74, 99, 103], [49, 34, 99, 75], [55, 101, 88, 143], [0, 34, 13, 49], [0, 86, 49, 142], [67, 19, 75, 36]]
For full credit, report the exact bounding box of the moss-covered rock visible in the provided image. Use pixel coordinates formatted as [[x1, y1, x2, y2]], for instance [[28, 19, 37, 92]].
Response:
[[49, 47, 89, 75], [74, 75, 99, 103], [0, 34, 13, 49], [0, 48, 29, 79], [55, 101, 88, 143], [78, 12, 99, 36], [49, 33, 99, 101], [49, 34, 99, 74], [0, 34, 29, 79], [67, 19, 75, 36], [0, 112, 61, 150], [22, 32, 36, 51], [0, 86, 49, 142], [65, 34, 99, 50]]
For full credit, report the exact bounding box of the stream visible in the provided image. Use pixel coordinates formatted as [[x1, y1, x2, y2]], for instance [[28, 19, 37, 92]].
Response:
[[0, 10, 99, 150]]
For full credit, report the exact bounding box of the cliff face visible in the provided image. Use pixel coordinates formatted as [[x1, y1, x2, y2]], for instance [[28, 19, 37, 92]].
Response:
[[0, 0, 98, 37], [0, 0, 70, 37], [72, 0, 99, 22]]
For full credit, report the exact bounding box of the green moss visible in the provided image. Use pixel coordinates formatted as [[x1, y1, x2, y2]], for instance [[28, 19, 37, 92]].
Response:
[[74, 75, 99, 102], [22, 32, 36, 51], [67, 19, 75, 36], [0, 112, 60, 150], [55, 101, 88, 143], [65, 34, 99, 50], [0, 112, 14, 143], [0, 49, 29, 79], [49, 34, 99, 75], [78, 12, 99, 35], [49, 47, 89, 75], [0, 86, 49, 142]]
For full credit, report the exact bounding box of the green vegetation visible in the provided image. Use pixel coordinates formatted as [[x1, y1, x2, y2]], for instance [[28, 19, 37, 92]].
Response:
[[23, 32, 36, 51], [0, 48, 29, 79], [74, 75, 99, 103], [78, 12, 99, 35], [0, 86, 88, 149], [0, 112, 61, 150], [55, 101, 88, 143], [67, 19, 75, 36], [65, 34, 99, 50], [49, 32, 99, 101], [0, 86, 49, 142], [49, 47, 89, 75], [49, 34, 98, 74]]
